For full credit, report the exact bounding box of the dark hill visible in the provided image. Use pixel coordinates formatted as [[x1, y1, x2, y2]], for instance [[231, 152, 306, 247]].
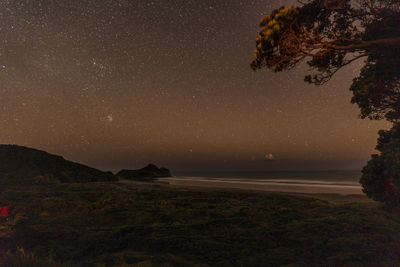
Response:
[[0, 145, 117, 184], [116, 164, 171, 181]]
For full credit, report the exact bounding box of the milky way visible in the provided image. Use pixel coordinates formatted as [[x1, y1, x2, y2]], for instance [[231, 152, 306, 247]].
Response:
[[0, 0, 390, 171]]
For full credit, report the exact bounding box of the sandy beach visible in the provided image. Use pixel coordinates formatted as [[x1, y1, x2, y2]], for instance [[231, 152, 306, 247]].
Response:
[[159, 177, 363, 195]]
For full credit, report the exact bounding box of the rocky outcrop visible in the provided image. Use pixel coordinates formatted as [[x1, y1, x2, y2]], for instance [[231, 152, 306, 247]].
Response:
[[116, 164, 171, 181], [0, 145, 117, 184]]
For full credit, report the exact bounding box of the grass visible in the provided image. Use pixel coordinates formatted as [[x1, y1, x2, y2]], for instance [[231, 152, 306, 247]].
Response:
[[0, 181, 400, 266]]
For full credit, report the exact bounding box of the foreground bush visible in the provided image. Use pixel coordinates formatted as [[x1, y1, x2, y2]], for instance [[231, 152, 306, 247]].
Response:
[[360, 123, 400, 207], [1, 182, 400, 266], [0, 248, 68, 267]]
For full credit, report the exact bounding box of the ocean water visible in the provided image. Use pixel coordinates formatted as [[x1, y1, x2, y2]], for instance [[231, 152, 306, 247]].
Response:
[[173, 170, 361, 182], [166, 170, 363, 194]]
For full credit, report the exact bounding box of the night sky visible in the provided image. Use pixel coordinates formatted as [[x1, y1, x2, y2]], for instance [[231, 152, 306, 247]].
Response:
[[0, 0, 390, 171]]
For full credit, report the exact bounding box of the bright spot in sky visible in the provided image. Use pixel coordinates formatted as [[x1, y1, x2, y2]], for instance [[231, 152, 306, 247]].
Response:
[[106, 114, 113, 122], [265, 153, 275, 160]]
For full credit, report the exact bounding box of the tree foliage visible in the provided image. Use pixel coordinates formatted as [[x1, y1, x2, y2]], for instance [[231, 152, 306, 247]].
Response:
[[252, 0, 400, 122], [360, 124, 400, 207]]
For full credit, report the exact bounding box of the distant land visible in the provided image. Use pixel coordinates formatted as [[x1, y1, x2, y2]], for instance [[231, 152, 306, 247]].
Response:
[[117, 164, 171, 181], [0, 145, 170, 184]]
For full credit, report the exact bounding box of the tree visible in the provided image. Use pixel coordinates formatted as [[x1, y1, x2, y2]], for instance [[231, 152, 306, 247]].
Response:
[[252, 0, 400, 121], [360, 124, 400, 207], [251, 0, 400, 205]]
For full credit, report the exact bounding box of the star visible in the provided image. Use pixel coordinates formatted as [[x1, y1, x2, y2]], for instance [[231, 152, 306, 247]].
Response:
[[106, 115, 113, 123]]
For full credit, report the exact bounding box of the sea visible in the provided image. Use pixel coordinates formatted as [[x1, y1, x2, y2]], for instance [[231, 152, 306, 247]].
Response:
[[173, 170, 361, 182], [166, 170, 363, 194]]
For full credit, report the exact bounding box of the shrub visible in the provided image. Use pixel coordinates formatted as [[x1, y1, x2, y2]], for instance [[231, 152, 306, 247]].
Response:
[[360, 123, 400, 207]]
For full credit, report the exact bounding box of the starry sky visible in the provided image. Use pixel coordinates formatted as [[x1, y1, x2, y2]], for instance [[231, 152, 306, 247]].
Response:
[[0, 0, 390, 171]]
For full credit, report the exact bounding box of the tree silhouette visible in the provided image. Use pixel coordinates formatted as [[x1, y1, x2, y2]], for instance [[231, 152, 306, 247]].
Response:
[[252, 0, 400, 205], [252, 0, 400, 121], [360, 124, 400, 207]]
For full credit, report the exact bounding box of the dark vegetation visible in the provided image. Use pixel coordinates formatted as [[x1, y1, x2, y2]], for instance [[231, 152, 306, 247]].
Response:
[[0, 145, 116, 184], [117, 164, 171, 182], [251, 0, 400, 206], [360, 124, 400, 207], [1, 182, 400, 266]]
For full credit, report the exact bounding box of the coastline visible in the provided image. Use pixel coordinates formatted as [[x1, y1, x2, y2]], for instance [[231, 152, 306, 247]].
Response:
[[158, 176, 364, 195]]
